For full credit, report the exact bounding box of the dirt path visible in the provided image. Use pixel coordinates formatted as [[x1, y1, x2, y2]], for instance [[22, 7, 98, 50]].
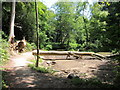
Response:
[[3, 52, 34, 68], [3, 52, 74, 88], [3, 51, 117, 88]]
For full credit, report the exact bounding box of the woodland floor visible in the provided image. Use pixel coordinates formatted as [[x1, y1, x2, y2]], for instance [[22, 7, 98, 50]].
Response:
[[2, 51, 117, 88]]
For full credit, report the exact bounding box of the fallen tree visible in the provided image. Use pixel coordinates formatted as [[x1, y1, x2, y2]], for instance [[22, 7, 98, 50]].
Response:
[[32, 50, 106, 60], [105, 53, 120, 60]]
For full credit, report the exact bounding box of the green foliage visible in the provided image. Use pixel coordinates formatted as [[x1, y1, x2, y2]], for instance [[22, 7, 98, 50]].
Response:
[[69, 43, 78, 51], [45, 44, 52, 50], [113, 65, 120, 88], [88, 3, 109, 52], [28, 64, 56, 74], [1, 2, 120, 88], [105, 2, 120, 52], [2, 71, 9, 88], [53, 2, 76, 50], [28, 58, 56, 74], [25, 42, 37, 51], [28, 59, 36, 63], [0, 31, 9, 88], [28, 58, 43, 64], [2, 1, 120, 53], [0, 31, 9, 65], [39, 31, 48, 49], [2, 80, 8, 88]]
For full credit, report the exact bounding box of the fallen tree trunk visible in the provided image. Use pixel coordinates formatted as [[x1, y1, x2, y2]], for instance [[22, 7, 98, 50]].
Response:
[[92, 53, 106, 59], [105, 53, 120, 59], [32, 50, 106, 60], [32, 50, 94, 55], [32, 50, 70, 55]]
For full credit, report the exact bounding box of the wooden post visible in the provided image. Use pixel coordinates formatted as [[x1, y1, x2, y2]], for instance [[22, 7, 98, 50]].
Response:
[[35, 0, 39, 67]]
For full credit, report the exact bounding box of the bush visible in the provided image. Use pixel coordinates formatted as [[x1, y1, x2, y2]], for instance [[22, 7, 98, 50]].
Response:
[[0, 31, 9, 65], [45, 45, 52, 50], [69, 43, 78, 51], [2, 71, 9, 88], [51, 43, 66, 50], [25, 42, 37, 51]]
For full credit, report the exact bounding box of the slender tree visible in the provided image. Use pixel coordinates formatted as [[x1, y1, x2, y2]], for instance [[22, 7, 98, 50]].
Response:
[[35, 1, 39, 67], [9, 1, 16, 44]]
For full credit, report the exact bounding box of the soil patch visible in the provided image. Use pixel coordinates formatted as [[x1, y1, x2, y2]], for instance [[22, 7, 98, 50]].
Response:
[[3, 52, 117, 88]]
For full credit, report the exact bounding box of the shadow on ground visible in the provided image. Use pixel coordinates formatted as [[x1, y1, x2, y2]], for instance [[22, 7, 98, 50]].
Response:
[[2, 53, 119, 88], [3, 66, 75, 88], [92, 60, 118, 84]]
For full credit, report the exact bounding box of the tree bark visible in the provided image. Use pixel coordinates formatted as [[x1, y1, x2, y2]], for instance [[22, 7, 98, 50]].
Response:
[[35, 1, 39, 67], [32, 50, 108, 60], [83, 2, 89, 49], [9, 1, 16, 44]]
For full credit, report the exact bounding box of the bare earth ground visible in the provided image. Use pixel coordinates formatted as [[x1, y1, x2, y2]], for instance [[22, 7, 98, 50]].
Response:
[[2, 51, 117, 88]]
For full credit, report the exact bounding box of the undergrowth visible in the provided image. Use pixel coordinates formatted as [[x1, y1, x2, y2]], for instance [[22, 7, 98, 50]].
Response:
[[0, 31, 10, 89], [28, 56, 56, 74], [25, 42, 37, 51], [28, 64, 56, 74], [0, 31, 9, 66], [71, 77, 115, 88], [1, 71, 9, 88]]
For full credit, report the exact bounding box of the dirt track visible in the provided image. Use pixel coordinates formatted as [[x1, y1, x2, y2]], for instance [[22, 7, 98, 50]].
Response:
[[3, 51, 117, 88]]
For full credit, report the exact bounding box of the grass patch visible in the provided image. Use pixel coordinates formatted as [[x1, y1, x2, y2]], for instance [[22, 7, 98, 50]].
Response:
[[28, 56, 43, 63], [28, 64, 56, 74], [71, 77, 115, 88], [2, 79, 9, 88], [28, 59, 36, 63], [1, 71, 9, 88]]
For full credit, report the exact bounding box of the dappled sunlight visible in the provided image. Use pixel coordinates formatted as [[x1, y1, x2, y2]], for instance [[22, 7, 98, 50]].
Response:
[[3, 51, 118, 88], [2, 1, 120, 88], [12, 57, 30, 67], [4, 66, 73, 88], [4, 52, 35, 68]]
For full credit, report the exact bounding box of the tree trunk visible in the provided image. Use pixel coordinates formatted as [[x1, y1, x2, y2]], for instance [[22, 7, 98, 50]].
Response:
[[9, 1, 16, 44], [32, 50, 106, 60], [35, 1, 39, 67], [83, 2, 89, 49]]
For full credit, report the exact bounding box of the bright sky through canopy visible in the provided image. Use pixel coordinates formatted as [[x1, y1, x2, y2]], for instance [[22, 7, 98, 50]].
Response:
[[41, 0, 58, 8], [41, 0, 96, 8], [41, 0, 95, 19]]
